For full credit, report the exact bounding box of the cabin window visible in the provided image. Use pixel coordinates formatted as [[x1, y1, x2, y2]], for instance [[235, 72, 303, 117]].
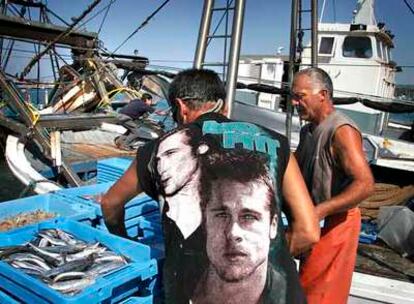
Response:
[[319, 37, 335, 56], [387, 47, 392, 61], [342, 36, 372, 58], [376, 39, 383, 60]]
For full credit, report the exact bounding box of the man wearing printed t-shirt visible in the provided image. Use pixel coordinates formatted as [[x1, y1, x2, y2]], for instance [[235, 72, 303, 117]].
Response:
[[100, 69, 319, 303]]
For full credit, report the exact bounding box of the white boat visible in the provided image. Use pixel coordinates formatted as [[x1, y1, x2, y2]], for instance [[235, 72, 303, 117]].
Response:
[[233, 0, 414, 174]]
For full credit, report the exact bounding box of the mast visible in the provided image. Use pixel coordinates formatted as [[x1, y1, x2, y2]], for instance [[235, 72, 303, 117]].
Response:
[[194, 0, 246, 118]]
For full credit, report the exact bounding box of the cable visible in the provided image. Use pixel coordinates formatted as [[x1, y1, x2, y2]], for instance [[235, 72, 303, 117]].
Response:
[[403, 0, 414, 15], [111, 0, 171, 54], [97, 0, 115, 34], [76, 0, 119, 32]]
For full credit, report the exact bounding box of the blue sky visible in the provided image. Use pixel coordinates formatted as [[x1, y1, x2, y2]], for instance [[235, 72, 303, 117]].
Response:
[[7, 0, 414, 84]]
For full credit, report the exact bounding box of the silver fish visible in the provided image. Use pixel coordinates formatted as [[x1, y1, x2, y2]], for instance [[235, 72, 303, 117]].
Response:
[[38, 233, 67, 246], [49, 277, 95, 294], [43, 257, 93, 278], [11, 260, 47, 274], [7, 254, 51, 271], [65, 243, 106, 262], [86, 261, 126, 277], [52, 271, 87, 283]]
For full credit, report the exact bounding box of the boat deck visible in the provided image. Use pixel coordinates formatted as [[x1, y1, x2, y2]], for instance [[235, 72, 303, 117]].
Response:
[[356, 243, 414, 282], [63, 143, 135, 162]]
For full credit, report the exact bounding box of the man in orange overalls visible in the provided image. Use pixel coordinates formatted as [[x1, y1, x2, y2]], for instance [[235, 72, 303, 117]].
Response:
[[292, 67, 375, 304]]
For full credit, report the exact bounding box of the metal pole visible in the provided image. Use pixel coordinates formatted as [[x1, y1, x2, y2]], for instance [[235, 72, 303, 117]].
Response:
[[194, 0, 214, 68], [226, 0, 245, 118], [286, 0, 299, 144], [311, 0, 318, 66], [223, 0, 230, 79]]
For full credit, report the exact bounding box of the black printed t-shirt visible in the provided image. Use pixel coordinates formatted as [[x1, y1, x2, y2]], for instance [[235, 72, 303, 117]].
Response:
[[136, 113, 306, 304]]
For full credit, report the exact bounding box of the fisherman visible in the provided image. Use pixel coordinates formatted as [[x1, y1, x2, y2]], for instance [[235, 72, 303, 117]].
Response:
[[100, 68, 319, 303], [116, 93, 166, 150], [118, 93, 155, 120], [292, 67, 375, 304]]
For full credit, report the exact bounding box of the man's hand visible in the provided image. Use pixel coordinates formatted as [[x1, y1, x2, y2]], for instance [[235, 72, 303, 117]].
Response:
[[100, 159, 142, 238]]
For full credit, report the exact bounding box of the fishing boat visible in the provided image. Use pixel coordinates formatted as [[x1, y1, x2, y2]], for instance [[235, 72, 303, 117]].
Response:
[[0, 0, 174, 194], [0, 0, 412, 303], [234, 0, 414, 176]]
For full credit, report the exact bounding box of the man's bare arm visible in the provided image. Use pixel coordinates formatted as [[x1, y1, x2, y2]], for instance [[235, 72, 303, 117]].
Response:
[[283, 153, 320, 256], [100, 159, 142, 237], [315, 125, 374, 220]]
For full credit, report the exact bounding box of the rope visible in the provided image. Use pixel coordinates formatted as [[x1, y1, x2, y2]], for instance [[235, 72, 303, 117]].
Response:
[[360, 183, 414, 219], [96, 86, 141, 109], [25, 101, 41, 125]]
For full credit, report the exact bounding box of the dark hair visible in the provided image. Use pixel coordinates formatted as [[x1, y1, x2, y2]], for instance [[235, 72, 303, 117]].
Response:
[[141, 93, 152, 100], [168, 68, 226, 111], [199, 147, 278, 218], [295, 67, 334, 99]]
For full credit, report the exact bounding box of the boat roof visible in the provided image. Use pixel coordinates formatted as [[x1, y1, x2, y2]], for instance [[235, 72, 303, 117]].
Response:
[[319, 22, 394, 47]]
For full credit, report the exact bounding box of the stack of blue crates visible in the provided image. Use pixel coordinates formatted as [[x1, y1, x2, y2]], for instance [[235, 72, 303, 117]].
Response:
[[0, 289, 19, 304], [55, 182, 163, 257], [96, 157, 133, 183], [0, 218, 158, 304]]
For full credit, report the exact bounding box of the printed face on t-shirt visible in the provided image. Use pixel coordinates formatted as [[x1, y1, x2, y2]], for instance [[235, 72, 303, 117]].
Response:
[[204, 179, 278, 282], [156, 129, 198, 196]]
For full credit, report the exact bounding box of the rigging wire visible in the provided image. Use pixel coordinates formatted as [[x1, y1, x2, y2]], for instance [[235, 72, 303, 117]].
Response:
[[76, 0, 119, 33], [6, 49, 414, 69], [403, 0, 414, 15], [97, 0, 115, 34], [20, 0, 103, 79], [111, 0, 171, 54], [44, 6, 70, 26]]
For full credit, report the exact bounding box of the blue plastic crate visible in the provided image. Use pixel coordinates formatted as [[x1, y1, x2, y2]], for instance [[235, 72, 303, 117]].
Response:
[[0, 289, 20, 304], [119, 295, 153, 304], [97, 157, 133, 183], [97, 211, 164, 260], [56, 182, 159, 221], [0, 193, 97, 234], [0, 218, 158, 304]]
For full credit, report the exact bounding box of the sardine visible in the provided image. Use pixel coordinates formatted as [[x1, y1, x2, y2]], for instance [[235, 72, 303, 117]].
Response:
[[7, 254, 51, 271], [52, 271, 87, 283], [11, 260, 47, 274], [27, 243, 63, 265], [86, 261, 126, 277], [49, 277, 95, 294], [38, 233, 67, 246], [56, 229, 79, 246], [65, 243, 106, 262], [0, 245, 31, 259], [36, 244, 88, 255], [43, 256, 93, 278], [94, 254, 127, 264]]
